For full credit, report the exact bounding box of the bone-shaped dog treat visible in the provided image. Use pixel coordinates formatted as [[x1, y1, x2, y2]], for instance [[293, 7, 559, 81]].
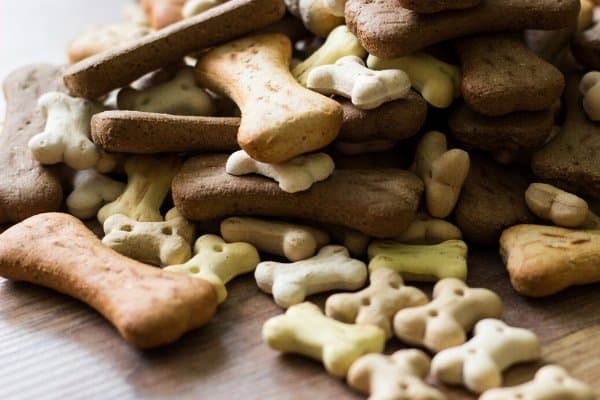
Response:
[[368, 240, 468, 282], [284, 0, 343, 37], [345, 0, 580, 58], [183, 0, 225, 17], [141, 0, 186, 29], [117, 67, 215, 116], [103, 208, 195, 266], [0, 213, 217, 348], [164, 234, 260, 302], [347, 349, 446, 400], [64, 0, 285, 99], [393, 278, 503, 352], [255, 245, 367, 308], [307, 56, 411, 110], [325, 268, 427, 338], [172, 154, 424, 237], [395, 213, 463, 244], [322, 224, 371, 257], [226, 150, 335, 193], [579, 71, 600, 121], [97, 155, 181, 224], [410, 131, 470, 218], [262, 302, 385, 377], [67, 169, 125, 219], [525, 183, 591, 228], [431, 319, 542, 393], [367, 53, 461, 109], [220, 217, 329, 261], [480, 365, 595, 400], [196, 33, 342, 163], [500, 224, 600, 297]]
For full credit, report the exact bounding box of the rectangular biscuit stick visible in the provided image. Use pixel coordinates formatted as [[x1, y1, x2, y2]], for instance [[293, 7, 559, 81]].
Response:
[[63, 0, 286, 99]]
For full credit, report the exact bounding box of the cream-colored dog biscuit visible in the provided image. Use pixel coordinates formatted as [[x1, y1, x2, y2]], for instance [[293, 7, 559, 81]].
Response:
[[347, 349, 446, 400], [284, 0, 343, 37], [182, 0, 225, 17], [325, 268, 427, 338], [525, 183, 590, 228], [579, 71, 600, 121], [118, 68, 215, 116], [66, 170, 125, 219], [324, 225, 371, 257], [307, 56, 411, 110], [165, 234, 260, 303], [255, 245, 367, 308], [220, 217, 329, 261], [367, 53, 461, 109], [480, 365, 595, 400], [225, 150, 335, 193], [292, 25, 366, 86], [431, 319, 542, 393], [262, 302, 385, 377], [103, 208, 195, 266], [410, 131, 470, 218], [97, 155, 181, 224], [395, 213, 463, 244], [393, 278, 503, 353], [368, 240, 468, 282]]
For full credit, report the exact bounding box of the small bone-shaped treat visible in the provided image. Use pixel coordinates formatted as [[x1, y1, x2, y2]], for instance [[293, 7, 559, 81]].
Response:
[[220, 217, 330, 261], [103, 208, 195, 266], [307, 56, 411, 110], [284, 0, 343, 37], [395, 213, 462, 244], [347, 349, 446, 400], [66, 169, 125, 219], [141, 0, 186, 29], [0, 213, 217, 348], [410, 131, 470, 218], [196, 33, 342, 163], [431, 319, 542, 393], [255, 245, 368, 308], [226, 150, 335, 193], [323, 224, 371, 257], [393, 278, 503, 353], [579, 71, 600, 121], [479, 365, 595, 400], [368, 240, 468, 282], [525, 183, 590, 228], [97, 155, 181, 224], [165, 234, 260, 303], [118, 68, 215, 116], [262, 302, 385, 377], [500, 224, 600, 297], [325, 268, 427, 338]]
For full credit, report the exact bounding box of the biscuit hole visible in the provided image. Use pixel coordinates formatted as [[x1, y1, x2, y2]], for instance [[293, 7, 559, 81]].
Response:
[[189, 266, 200, 274], [161, 227, 173, 235], [555, 377, 564, 384], [398, 382, 409, 390], [515, 393, 524, 399], [428, 310, 438, 317], [496, 327, 504, 333], [454, 289, 464, 296], [121, 225, 133, 232], [361, 297, 371, 306], [25, 120, 31, 126], [389, 281, 400, 289], [213, 245, 223, 252], [468, 348, 477, 355]]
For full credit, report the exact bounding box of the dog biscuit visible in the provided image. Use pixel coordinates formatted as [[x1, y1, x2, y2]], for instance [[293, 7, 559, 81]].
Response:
[[322, 224, 371, 257], [66, 169, 125, 219], [525, 183, 590, 228], [284, 0, 343, 37], [183, 0, 225, 17], [141, 0, 185, 29], [579, 71, 600, 121], [335, 140, 397, 155], [395, 213, 462, 244]]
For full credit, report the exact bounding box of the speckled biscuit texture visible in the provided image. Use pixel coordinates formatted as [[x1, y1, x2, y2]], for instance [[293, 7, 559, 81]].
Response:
[[397, 0, 480, 13]]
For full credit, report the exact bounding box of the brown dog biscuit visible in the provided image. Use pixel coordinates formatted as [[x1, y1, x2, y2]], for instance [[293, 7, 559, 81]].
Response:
[[397, 0, 480, 14], [0, 65, 64, 224], [338, 92, 427, 143], [0, 213, 218, 348], [572, 21, 600, 69], [456, 34, 565, 116], [172, 154, 423, 237], [141, 0, 186, 29], [345, 0, 580, 58], [455, 155, 535, 245], [63, 0, 286, 99], [532, 74, 600, 200], [91, 110, 239, 153]]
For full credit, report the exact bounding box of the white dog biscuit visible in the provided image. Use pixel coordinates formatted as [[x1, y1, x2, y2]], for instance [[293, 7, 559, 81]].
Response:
[[66, 169, 125, 219]]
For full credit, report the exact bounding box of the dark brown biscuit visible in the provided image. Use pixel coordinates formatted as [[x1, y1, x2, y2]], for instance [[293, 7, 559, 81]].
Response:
[[449, 102, 554, 156], [91, 110, 240, 154], [572, 21, 600, 69], [172, 154, 423, 237], [456, 34, 565, 116], [455, 155, 535, 245], [0, 65, 64, 224], [345, 0, 580, 58], [397, 0, 480, 14], [532, 74, 600, 200], [63, 0, 286, 99], [338, 92, 427, 143]]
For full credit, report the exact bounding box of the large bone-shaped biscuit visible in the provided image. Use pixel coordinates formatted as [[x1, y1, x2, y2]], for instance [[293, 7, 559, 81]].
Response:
[[0, 213, 218, 348], [345, 0, 580, 58], [525, 183, 591, 228], [262, 302, 385, 377], [393, 278, 503, 352], [172, 154, 424, 237], [195, 33, 343, 163], [66, 169, 125, 219], [255, 245, 367, 308], [431, 319, 541, 393]]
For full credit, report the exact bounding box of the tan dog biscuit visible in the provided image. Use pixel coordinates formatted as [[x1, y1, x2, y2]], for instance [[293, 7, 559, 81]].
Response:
[[322, 224, 371, 257], [395, 213, 462, 244], [500, 224, 600, 297], [345, 0, 580, 58], [196, 33, 342, 163], [64, 0, 286, 99], [525, 183, 590, 228], [141, 0, 186, 29], [579, 71, 600, 121], [0, 213, 218, 348], [398, 0, 479, 13], [573, 20, 600, 69], [0, 65, 64, 224], [172, 154, 424, 237], [456, 34, 565, 116]]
